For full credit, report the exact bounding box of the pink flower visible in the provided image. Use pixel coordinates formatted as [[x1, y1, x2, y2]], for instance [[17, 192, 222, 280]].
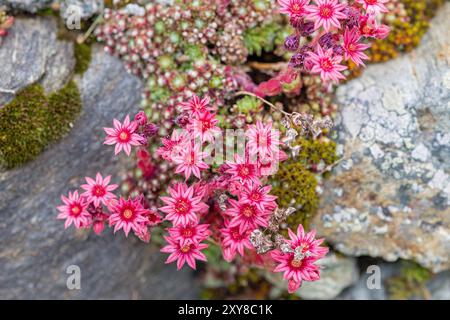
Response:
[[287, 225, 329, 258], [157, 129, 190, 161], [271, 225, 328, 293], [356, 0, 388, 15], [342, 27, 370, 66], [359, 15, 390, 39], [80, 172, 118, 207], [179, 95, 212, 115], [258, 149, 288, 176], [225, 199, 271, 233], [104, 115, 143, 156], [308, 45, 347, 82], [226, 154, 260, 186], [168, 222, 211, 246], [108, 197, 148, 237], [134, 226, 151, 243], [57, 191, 91, 229], [306, 0, 347, 32], [188, 110, 221, 142], [278, 0, 310, 17], [87, 204, 109, 235], [142, 209, 163, 227], [173, 142, 209, 180], [161, 236, 208, 270], [240, 182, 277, 211], [159, 182, 208, 226], [374, 23, 390, 40], [221, 224, 253, 262], [246, 121, 280, 160]]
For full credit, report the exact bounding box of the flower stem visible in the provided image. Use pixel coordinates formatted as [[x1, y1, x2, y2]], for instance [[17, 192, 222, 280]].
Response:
[[234, 91, 291, 117], [77, 14, 103, 44]]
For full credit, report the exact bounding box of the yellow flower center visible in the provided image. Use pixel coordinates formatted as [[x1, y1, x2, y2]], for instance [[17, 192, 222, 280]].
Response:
[[242, 205, 254, 217], [181, 244, 191, 253], [291, 259, 302, 268], [119, 131, 129, 141], [123, 209, 133, 219], [71, 205, 81, 216]]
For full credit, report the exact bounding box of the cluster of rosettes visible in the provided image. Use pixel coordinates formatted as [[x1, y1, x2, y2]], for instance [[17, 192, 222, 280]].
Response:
[[94, 2, 245, 134], [96, 1, 276, 67], [279, 0, 390, 83], [57, 93, 329, 293], [153, 95, 327, 292], [0, 10, 14, 45], [56, 173, 162, 242]]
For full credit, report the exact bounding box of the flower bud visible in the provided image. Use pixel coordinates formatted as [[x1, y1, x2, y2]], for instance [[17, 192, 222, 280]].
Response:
[[134, 111, 148, 126], [142, 123, 159, 137], [284, 34, 300, 52], [93, 221, 105, 235]]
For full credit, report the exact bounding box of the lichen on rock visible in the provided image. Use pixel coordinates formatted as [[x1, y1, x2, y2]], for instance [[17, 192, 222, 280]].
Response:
[[313, 4, 450, 273]]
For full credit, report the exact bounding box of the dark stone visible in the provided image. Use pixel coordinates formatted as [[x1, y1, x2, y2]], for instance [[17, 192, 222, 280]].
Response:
[[0, 46, 199, 299]]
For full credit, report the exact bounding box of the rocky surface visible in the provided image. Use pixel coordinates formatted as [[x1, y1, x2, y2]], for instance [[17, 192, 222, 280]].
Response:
[[426, 271, 450, 300], [0, 0, 54, 13], [0, 17, 74, 106], [338, 260, 450, 300], [337, 261, 399, 300], [313, 4, 450, 273], [296, 253, 358, 300], [60, 0, 104, 19], [0, 0, 103, 18], [0, 17, 198, 299]]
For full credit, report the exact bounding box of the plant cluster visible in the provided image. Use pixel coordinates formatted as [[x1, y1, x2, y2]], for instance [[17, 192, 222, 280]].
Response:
[[56, 0, 395, 296], [57, 94, 331, 293]]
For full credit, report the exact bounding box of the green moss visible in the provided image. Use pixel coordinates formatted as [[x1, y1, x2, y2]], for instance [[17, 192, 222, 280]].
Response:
[[269, 137, 338, 229], [0, 81, 82, 169], [387, 261, 433, 300], [74, 42, 92, 75], [295, 137, 339, 166], [271, 160, 318, 230]]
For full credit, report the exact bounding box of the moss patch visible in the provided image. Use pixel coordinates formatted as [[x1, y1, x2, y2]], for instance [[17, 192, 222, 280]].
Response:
[[270, 137, 338, 229], [295, 137, 339, 166], [271, 160, 318, 230], [0, 81, 82, 169], [74, 42, 92, 74], [387, 261, 433, 300]]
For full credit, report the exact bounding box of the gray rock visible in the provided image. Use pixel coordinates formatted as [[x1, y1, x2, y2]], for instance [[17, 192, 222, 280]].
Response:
[[0, 0, 54, 13], [1, 1, 103, 18], [0, 45, 199, 299], [296, 253, 359, 300], [60, 0, 104, 19], [313, 4, 450, 272], [0, 17, 75, 106], [338, 261, 450, 300], [337, 262, 397, 300], [427, 272, 450, 300]]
